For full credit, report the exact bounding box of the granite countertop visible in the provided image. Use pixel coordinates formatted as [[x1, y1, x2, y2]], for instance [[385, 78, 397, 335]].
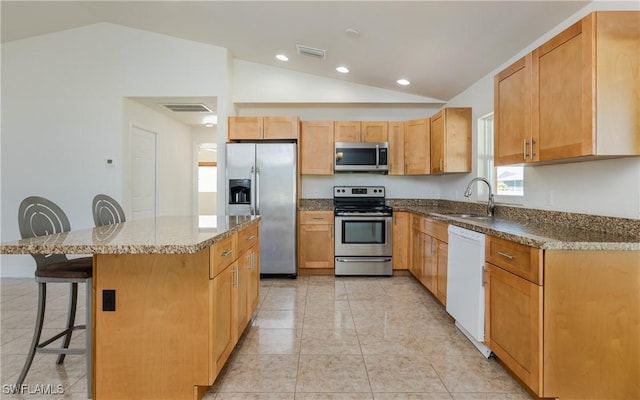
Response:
[[0, 215, 260, 255], [299, 198, 640, 251]]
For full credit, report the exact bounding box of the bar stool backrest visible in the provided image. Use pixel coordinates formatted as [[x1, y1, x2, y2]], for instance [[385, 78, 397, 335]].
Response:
[[18, 196, 71, 267], [92, 194, 126, 226]]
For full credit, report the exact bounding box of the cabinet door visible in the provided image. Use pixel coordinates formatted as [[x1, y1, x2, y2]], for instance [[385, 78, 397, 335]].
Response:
[[236, 257, 249, 337], [212, 263, 236, 377], [299, 222, 334, 269], [335, 121, 361, 142], [404, 118, 430, 175], [430, 110, 445, 173], [300, 121, 334, 175], [494, 54, 536, 165], [361, 121, 388, 142], [485, 264, 543, 395], [435, 240, 448, 305], [229, 117, 264, 140], [534, 19, 592, 161], [431, 108, 471, 174], [264, 116, 299, 139], [392, 212, 410, 270], [422, 234, 436, 293], [410, 226, 423, 281], [388, 121, 405, 175], [247, 244, 260, 314]]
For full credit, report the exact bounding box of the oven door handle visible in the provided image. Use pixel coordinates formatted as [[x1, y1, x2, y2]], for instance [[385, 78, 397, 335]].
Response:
[[335, 214, 391, 219], [336, 257, 392, 263]]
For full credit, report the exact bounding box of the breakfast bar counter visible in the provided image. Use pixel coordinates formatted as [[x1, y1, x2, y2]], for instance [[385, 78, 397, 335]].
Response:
[[1, 215, 262, 400]]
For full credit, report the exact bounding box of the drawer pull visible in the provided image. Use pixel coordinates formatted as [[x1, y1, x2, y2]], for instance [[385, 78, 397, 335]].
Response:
[[221, 249, 233, 257], [312, 217, 325, 220], [497, 251, 514, 260]]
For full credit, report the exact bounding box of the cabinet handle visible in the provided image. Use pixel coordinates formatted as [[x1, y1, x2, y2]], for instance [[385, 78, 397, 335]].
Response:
[[246, 235, 256, 241], [482, 266, 488, 287], [222, 249, 233, 257], [523, 138, 528, 160], [312, 217, 325, 220], [497, 251, 514, 260], [530, 138, 536, 158], [439, 158, 443, 171]]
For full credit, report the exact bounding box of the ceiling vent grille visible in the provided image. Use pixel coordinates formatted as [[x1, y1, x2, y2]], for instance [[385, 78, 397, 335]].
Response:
[[161, 103, 213, 113], [296, 44, 326, 59]]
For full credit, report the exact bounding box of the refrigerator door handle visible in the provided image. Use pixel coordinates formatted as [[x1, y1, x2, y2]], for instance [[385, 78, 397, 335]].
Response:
[[255, 166, 260, 215], [250, 165, 256, 215]]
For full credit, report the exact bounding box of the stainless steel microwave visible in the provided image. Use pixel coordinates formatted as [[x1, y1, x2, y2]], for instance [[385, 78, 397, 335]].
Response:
[[334, 142, 389, 173]]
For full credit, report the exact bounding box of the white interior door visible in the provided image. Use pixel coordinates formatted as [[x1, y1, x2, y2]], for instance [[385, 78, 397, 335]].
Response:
[[130, 124, 157, 220]]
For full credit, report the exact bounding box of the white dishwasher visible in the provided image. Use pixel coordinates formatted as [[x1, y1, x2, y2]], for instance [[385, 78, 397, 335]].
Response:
[[446, 225, 492, 357]]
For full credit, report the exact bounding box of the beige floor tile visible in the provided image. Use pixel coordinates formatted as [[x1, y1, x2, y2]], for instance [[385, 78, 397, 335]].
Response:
[[364, 353, 447, 393], [300, 327, 361, 355], [373, 394, 453, 400], [296, 355, 370, 393], [252, 309, 304, 329], [296, 394, 374, 400], [216, 354, 298, 393], [215, 393, 296, 399], [237, 328, 302, 355]]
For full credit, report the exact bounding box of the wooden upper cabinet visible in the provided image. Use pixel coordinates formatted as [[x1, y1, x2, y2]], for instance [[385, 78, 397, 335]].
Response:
[[300, 121, 334, 175], [264, 116, 299, 139], [388, 121, 405, 175], [335, 121, 388, 142], [495, 11, 640, 165], [334, 121, 361, 142], [228, 117, 264, 140], [430, 108, 471, 174], [404, 118, 431, 175], [494, 54, 536, 165], [535, 11, 639, 161], [361, 121, 388, 142], [228, 116, 299, 140]]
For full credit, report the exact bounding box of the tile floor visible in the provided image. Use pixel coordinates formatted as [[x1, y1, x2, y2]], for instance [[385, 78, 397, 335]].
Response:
[[1, 276, 534, 399]]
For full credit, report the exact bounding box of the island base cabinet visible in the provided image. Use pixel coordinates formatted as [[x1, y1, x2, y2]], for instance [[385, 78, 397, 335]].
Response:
[[94, 251, 211, 400], [543, 250, 640, 400]]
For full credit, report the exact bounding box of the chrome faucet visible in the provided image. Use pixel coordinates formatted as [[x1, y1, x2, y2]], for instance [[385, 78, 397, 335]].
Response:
[[464, 177, 495, 217]]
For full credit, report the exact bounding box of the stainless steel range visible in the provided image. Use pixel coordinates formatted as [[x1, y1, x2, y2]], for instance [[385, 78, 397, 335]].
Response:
[[333, 186, 393, 276]]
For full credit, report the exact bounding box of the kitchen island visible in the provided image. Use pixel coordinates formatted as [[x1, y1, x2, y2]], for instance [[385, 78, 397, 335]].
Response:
[[0, 215, 261, 400]]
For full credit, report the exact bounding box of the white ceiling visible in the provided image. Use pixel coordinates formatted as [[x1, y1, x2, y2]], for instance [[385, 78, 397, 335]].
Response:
[[2, 1, 594, 125]]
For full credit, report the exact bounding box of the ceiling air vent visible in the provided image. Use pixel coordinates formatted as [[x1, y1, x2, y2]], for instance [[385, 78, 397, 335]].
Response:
[[296, 44, 326, 59], [161, 103, 213, 113]]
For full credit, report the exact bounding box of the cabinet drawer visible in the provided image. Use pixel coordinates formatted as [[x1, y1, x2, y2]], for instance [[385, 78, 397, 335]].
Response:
[[423, 219, 448, 243], [237, 223, 259, 254], [211, 233, 237, 278], [486, 236, 543, 284], [300, 211, 334, 225]]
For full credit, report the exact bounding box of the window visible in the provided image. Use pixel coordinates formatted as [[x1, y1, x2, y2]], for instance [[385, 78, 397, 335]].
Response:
[[478, 113, 524, 198], [198, 164, 217, 193]]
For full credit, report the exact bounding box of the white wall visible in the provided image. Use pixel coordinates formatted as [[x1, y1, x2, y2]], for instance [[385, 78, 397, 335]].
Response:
[[1, 23, 229, 276], [441, 1, 640, 219], [123, 99, 194, 217]]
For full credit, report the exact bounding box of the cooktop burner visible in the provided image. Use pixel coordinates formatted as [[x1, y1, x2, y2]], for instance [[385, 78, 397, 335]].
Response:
[[333, 186, 391, 215]]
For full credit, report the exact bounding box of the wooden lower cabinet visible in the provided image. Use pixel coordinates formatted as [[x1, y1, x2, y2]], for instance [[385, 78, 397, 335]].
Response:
[[94, 221, 261, 400], [392, 211, 410, 270], [485, 235, 640, 399], [298, 211, 334, 272], [409, 214, 447, 305]]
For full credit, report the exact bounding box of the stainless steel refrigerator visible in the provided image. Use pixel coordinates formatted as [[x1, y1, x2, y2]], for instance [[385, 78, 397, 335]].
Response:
[[225, 143, 297, 277]]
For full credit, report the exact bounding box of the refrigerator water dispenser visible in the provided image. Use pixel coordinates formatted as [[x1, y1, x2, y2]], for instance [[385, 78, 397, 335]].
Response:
[[229, 179, 251, 204]]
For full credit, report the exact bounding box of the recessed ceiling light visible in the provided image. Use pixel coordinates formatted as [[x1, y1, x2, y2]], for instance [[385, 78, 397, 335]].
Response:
[[336, 66, 349, 73], [344, 28, 360, 37], [397, 79, 411, 86], [276, 54, 289, 61]]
